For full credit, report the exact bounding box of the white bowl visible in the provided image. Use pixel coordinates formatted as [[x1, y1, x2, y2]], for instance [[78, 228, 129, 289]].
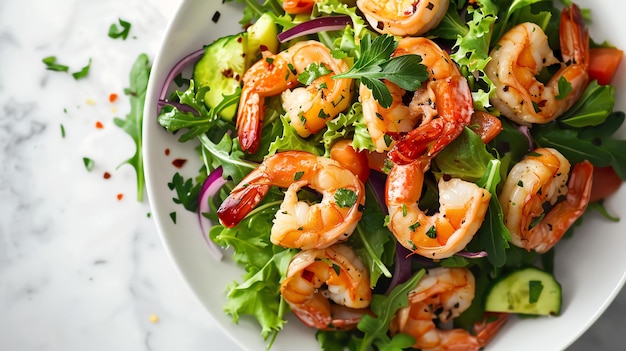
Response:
[[143, 1, 626, 350]]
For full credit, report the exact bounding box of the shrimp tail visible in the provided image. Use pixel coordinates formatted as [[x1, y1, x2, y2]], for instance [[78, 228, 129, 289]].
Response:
[[474, 312, 510, 347], [388, 76, 473, 165], [560, 3, 589, 66], [217, 171, 271, 228]]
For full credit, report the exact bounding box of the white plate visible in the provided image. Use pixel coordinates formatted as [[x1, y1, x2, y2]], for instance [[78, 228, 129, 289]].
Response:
[[143, 1, 626, 350]]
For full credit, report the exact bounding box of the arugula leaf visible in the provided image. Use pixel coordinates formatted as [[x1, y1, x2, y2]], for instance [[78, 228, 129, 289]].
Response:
[[558, 80, 616, 127], [108, 18, 131, 40], [348, 180, 395, 288], [433, 127, 495, 182], [353, 269, 425, 351], [113, 53, 150, 201], [532, 111, 626, 179], [333, 33, 428, 108], [198, 132, 256, 184], [475, 159, 511, 268], [210, 199, 295, 342], [157, 80, 240, 142]]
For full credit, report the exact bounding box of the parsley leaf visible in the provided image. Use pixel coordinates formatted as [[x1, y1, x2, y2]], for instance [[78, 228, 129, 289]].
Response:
[[72, 58, 92, 80], [108, 18, 132, 40], [83, 157, 95, 171], [298, 62, 332, 85], [167, 172, 203, 212], [113, 53, 150, 201], [335, 188, 358, 208], [42, 56, 69, 72], [333, 33, 428, 108]]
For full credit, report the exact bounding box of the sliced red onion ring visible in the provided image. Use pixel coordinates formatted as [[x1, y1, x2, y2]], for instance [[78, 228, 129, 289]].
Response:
[[277, 15, 353, 43], [198, 166, 228, 260], [157, 48, 205, 114]]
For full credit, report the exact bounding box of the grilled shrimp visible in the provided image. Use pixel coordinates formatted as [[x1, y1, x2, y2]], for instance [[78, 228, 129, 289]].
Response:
[[386, 157, 491, 259], [357, 0, 450, 37], [485, 4, 589, 125], [360, 37, 473, 162], [280, 244, 371, 330], [216, 151, 365, 250], [499, 147, 593, 253], [237, 41, 353, 153], [391, 267, 508, 351]]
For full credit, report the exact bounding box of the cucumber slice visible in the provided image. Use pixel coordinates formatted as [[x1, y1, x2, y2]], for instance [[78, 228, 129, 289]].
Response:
[[246, 13, 279, 66], [485, 266, 562, 316], [193, 32, 247, 122]]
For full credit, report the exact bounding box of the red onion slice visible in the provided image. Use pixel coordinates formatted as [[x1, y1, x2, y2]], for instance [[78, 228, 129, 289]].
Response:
[[277, 15, 353, 43], [157, 48, 205, 114], [198, 167, 228, 260]]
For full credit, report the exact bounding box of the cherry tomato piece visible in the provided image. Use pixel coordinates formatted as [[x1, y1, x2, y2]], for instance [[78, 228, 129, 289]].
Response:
[[588, 47, 623, 85], [589, 166, 623, 202], [470, 111, 503, 144]]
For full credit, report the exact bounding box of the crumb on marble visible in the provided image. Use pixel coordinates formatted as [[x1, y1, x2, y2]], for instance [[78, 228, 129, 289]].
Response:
[[149, 314, 159, 324], [86, 98, 96, 105]]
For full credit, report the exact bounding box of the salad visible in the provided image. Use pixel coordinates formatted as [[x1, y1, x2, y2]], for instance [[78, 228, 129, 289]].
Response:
[[154, 0, 626, 350]]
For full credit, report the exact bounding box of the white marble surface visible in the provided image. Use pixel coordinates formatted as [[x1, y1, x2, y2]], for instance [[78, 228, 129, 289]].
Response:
[[0, 0, 623, 350]]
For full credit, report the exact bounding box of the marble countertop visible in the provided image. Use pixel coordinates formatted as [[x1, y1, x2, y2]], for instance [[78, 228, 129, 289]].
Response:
[[0, 0, 624, 350]]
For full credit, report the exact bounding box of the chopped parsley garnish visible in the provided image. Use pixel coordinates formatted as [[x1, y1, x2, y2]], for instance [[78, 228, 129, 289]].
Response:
[[425, 226, 437, 239], [83, 157, 95, 171], [72, 58, 92, 80], [335, 188, 358, 208], [528, 280, 544, 303], [294, 171, 305, 181], [42, 56, 69, 72], [298, 62, 332, 85], [108, 18, 132, 40]]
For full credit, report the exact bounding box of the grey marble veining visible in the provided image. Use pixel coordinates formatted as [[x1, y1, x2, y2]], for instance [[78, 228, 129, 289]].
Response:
[[0, 0, 623, 350]]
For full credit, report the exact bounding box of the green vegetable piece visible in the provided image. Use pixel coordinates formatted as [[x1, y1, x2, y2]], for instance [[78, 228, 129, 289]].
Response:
[[193, 32, 247, 121], [42, 56, 69, 72], [108, 18, 131, 40], [114, 53, 150, 202], [335, 188, 358, 208], [485, 266, 562, 315], [245, 12, 279, 66], [72, 58, 92, 80]]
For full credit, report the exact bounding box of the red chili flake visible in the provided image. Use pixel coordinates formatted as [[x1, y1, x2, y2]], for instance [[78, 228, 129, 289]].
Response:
[[103, 172, 111, 179], [109, 93, 118, 103], [164, 148, 170, 156], [172, 158, 187, 168], [95, 121, 104, 129], [117, 193, 124, 201]]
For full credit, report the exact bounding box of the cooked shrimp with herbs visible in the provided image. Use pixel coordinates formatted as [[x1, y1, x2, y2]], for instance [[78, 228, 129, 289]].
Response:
[[156, 0, 625, 350]]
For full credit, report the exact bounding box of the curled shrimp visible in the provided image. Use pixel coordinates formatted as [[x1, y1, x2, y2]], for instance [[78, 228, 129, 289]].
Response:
[[391, 267, 508, 351], [499, 147, 593, 253], [280, 243, 372, 330], [360, 37, 473, 162], [216, 151, 365, 250], [357, 0, 450, 37], [237, 41, 353, 153], [386, 157, 491, 259], [485, 4, 589, 126]]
